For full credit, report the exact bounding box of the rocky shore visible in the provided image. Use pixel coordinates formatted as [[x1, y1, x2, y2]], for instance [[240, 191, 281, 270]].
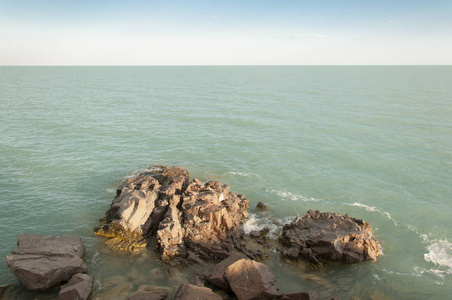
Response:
[[4, 165, 382, 299]]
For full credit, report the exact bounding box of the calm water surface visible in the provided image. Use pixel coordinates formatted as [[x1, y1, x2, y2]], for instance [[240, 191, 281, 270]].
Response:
[[0, 66, 451, 299]]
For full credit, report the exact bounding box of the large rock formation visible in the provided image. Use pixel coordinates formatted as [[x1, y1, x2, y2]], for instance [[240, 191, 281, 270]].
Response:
[[279, 210, 381, 264], [5, 234, 88, 291], [95, 166, 249, 262]]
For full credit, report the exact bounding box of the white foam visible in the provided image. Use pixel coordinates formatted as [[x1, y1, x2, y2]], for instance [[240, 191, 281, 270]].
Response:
[[346, 202, 398, 225], [424, 239, 452, 274], [350, 202, 378, 212], [269, 189, 319, 202], [243, 214, 293, 238], [228, 171, 262, 178]]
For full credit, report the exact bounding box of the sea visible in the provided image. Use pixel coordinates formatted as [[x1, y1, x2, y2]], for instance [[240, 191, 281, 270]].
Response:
[[0, 66, 451, 299]]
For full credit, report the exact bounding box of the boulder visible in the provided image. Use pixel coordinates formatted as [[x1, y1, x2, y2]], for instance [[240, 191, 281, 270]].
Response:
[[224, 258, 279, 300], [279, 210, 381, 264], [6, 234, 88, 291], [203, 252, 247, 291], [128, 285, 170, 300], [173, 283, 222, 300], [96, 166, 249, 262], [59, 273, 93, 300]]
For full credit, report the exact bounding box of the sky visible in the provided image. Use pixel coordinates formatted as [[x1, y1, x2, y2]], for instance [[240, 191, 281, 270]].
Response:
[[0, 0, 451, 65]]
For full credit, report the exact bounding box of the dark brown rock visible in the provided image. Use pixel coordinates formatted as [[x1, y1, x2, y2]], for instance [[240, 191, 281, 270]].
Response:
[[203, 252, 247, 291], [278, 291, 319, 300], [279, 210, 381, 264], [173, 283, 222, 300], [128, 285, 170, 300], [256, 201, 268, 212], [6, 234, 88, 291], [59, 273, 93, 300], [96, 166, 249, 262], [224, 258, 279, 300]]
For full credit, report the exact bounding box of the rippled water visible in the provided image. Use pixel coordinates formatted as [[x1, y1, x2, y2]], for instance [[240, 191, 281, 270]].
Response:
[[1, 66, 451, 299]]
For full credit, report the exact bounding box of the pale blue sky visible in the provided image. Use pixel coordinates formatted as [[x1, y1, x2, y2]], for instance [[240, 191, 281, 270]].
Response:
[[1, 0, 451, 65]]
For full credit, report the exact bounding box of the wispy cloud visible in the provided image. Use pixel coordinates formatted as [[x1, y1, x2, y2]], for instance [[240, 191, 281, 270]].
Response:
[[389, 20, 396, 23]]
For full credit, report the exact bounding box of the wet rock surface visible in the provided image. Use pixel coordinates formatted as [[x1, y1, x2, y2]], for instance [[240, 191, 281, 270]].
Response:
[[5, 234, 88, 291], [173, 283, 222, 300], [95, 166, 249, 262], [279, 209, 381, 264], [127, 285, 170, 300]]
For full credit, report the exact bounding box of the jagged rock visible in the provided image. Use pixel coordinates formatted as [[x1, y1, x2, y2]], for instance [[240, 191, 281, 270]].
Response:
[[96, 166, 249, 262], [224, 258, 279, 300], [256, 201, 268, 212], [5, 234, 88, 291], [173, 283, 222, 300], [59, 273, 93, 300], [279, 210, 381, 264], [203, 252, 247, 291], [128, 285, 170, 300]]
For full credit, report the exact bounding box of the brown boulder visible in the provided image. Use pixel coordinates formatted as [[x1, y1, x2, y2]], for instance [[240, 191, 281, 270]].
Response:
[[173, 283, 222, 300], [59, 273, 93, 300], [279, 210, 381, 264], [6, 234, 88, 291], [203, 252, 247, 291], [224, 258, 279, 300]]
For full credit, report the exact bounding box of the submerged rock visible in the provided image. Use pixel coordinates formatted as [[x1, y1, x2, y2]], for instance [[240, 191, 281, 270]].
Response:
[[173, 283, 221, 300], [5, 234, 88, 291], [95, 166, 249, 262], [279, 210, 381, 264], [128, 285, 170, 300]]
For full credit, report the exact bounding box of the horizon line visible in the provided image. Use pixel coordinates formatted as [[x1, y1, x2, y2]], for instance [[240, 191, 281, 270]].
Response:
[[1, 64, 451, 67]]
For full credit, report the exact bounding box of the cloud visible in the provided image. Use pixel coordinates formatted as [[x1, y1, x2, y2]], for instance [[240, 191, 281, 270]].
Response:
[[389, 20, 396, 23]]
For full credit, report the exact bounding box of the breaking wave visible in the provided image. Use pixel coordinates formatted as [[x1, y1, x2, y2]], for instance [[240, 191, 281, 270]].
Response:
[[424, 239, 452, 275], [346, 202, 398, 225]]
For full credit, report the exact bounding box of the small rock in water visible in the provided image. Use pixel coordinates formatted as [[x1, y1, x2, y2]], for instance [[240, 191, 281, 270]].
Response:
[[256, 201, 268, 212]]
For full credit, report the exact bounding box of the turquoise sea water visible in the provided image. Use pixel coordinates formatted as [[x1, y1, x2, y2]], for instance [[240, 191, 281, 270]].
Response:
[[0, 66, 451, 299]]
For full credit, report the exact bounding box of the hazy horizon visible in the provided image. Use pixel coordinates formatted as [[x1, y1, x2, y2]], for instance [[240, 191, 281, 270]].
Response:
[[1, 0, 451, 66]]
